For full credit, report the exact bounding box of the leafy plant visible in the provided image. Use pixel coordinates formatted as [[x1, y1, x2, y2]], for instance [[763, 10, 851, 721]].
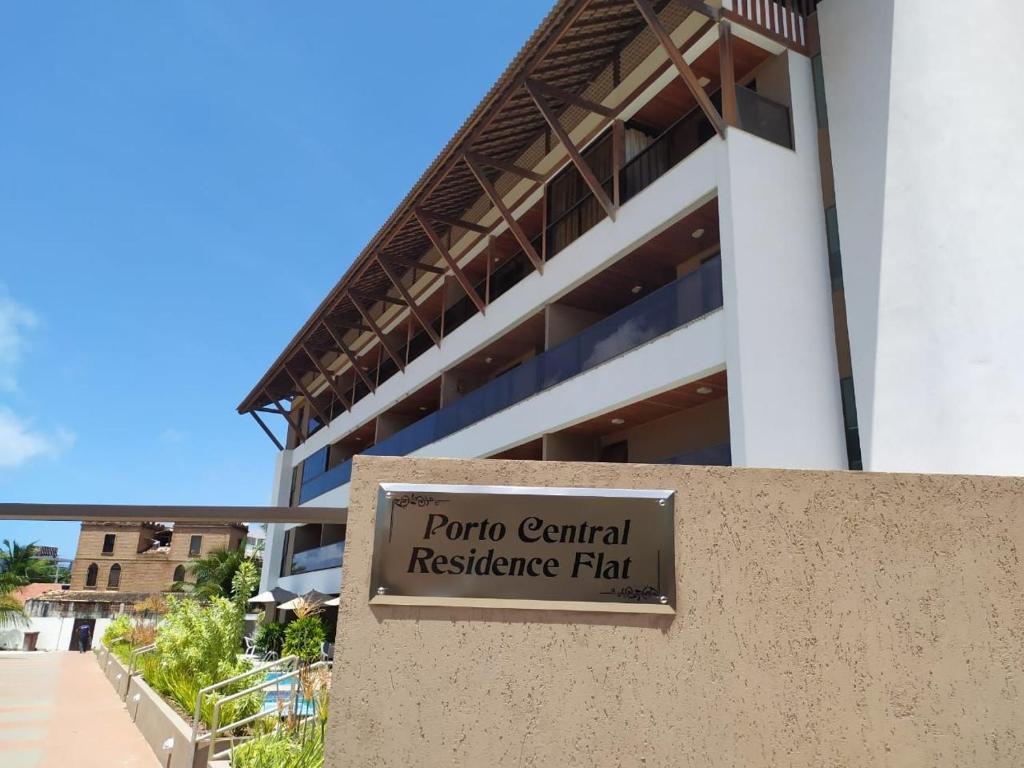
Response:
[[182, 545, 257, 600], [0, 540, 53, 583], [156, 595, 248, 688], [103, 614, 134, 646], [255, 623, 285, 656], [282, 616, 326, 664]]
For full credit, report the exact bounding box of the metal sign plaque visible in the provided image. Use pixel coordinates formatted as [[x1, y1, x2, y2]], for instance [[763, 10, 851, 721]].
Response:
[[369, 483, 675, 614]]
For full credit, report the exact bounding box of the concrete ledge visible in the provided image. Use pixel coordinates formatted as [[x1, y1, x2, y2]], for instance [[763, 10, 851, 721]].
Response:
[[101, 648, 131, 699]]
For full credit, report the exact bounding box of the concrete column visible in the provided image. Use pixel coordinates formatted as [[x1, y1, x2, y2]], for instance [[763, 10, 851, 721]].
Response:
[[258, 449, 293, 594], [718, 50, 847, 469], [820, 0, 1024, 475]]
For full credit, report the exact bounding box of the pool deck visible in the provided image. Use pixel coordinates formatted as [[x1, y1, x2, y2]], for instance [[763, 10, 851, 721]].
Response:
[[0, 651, 160, 768]]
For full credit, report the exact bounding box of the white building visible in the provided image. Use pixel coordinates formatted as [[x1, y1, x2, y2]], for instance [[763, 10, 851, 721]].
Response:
[[239, 0, 1024, 598]]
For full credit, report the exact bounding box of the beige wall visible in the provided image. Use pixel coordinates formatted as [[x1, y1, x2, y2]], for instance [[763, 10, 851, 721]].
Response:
[[326, 456, 1023, 768]]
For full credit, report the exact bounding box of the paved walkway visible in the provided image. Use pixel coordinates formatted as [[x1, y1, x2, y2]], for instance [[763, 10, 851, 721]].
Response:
[[0, 651, 160, 768]]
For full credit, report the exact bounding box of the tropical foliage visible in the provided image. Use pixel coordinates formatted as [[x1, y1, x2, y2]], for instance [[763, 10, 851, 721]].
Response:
[[255, 622, 285, 656], [177, 545, 257, 599], [282, 598, 326, 663], [0, 539, 59, 583], [0, 572, 29, 629]]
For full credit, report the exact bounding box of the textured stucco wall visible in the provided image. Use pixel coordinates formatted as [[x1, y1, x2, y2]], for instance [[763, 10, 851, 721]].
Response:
[[326, 456, 1023, 767]]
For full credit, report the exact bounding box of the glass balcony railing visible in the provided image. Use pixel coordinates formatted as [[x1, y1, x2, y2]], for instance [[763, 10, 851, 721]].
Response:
[[289, 541, 344, 574], [735, 85, 793, 149], [660, 442, 732, 467], [298, 255, 723, 504]]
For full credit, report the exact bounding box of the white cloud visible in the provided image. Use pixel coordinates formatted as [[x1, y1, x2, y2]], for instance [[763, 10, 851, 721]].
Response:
[[0, 290, 38, 391], [0, 407, 75, 468]]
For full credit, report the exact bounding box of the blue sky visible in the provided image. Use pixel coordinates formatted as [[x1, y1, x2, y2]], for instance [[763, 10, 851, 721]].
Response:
[[0, 1, 551, 558]]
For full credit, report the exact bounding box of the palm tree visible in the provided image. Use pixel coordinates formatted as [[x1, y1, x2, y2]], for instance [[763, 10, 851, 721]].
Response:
[[0, 571, 28, 629], [178, 545, 255, 599], [0, 540, 52, 583]]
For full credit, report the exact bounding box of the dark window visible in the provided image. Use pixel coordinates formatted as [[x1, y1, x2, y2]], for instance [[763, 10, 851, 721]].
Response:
[[172, 565, 186, 583], [102, 534, 115, 554], [85, 563, 98, 588], [188, 535, 203, 557], [107, 564, 121, 590], [600, 440, 629, 463]]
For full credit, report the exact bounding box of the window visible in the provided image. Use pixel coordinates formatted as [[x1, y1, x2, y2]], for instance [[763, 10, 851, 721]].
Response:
[[188, 535, 203, 557], [102, 534, 116, 554], [107, 563, 121, 590], [172, 565, 186, 583], [85, 563, 98, 588]]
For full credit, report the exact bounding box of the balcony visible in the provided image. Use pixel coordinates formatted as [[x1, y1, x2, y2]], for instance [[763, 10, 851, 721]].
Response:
[[289, 541, 344, 575], [297, 255, 724, 504]]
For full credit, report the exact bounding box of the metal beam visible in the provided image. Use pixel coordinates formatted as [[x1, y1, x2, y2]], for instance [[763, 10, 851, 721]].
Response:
[[463, 154, 545, 274], [632, 0, 725, 137], [413, 210, 487, 315], [525, 79, 617, 221], [414, 207, 490, 235], [322, 322, 376, 393], [301, 342, 352, 412], [525, 77, 615, 118], [463, 151, 544, 183], [347, 291, 406, 371], [375, 253, 441, 346], [249, 410, 284, 451], [0, 502, 346, 525]]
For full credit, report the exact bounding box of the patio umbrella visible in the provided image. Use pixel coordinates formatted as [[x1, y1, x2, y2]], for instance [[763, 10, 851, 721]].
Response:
[[278, 589, 333, 611], [249, 587, 296, 605], [323, 596, 340, 607]]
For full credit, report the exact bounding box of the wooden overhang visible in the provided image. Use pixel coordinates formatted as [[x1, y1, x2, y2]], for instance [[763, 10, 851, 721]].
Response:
[[237, 0, 815, 440]]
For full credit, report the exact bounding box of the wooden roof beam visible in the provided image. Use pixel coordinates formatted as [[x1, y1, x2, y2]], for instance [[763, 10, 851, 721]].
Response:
[[263, 389, 302, 436], [524, 77, 615, 118], [463, 152, 545, 183], [347, 291, 406, 371], [378, 253, 445, 275], [463, 153, 544, 275], [413, 210, 487, 315], [249, 411, 284, 451], [300, 341, 352, 412], [632, 0, 725, 137], [415, 207, 490, 235], [350, 289, 406, 308], [525, 79, 616, 222], [284, 365, 330, 427], [375, 253, 441, 346], [322, 322, 376, 393]]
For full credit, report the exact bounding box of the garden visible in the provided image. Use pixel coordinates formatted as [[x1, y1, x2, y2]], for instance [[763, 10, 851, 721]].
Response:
[[101, 558, 332, 768]]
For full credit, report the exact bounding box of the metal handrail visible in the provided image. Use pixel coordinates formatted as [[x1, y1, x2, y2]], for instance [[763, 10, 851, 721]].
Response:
[[126, 643, 157, 678], [207, 661, 333, 762], [184, 654, 301, 768], [191, 654, 300, 734]]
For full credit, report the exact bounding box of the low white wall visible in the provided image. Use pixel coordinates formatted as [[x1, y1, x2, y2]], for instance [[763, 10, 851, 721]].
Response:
[[0, 616, 113, 652]]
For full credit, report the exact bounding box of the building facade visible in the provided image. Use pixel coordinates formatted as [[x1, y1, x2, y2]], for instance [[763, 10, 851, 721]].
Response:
[[68, 521, 247, 593], [239, 0, 1024, 598]]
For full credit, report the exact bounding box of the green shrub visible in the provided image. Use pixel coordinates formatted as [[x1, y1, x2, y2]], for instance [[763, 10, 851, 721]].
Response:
[[231, 723, 325, 768], [103, 614, 133, 647], [282, 616, 325, 663], [254, 623, 285, 656], [156, 595, 248, 688]]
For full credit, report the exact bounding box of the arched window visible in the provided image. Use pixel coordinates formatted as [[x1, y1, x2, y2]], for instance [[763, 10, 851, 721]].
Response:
[[107, 563, 121, 590], [172, 565, 186, 583], [85, 563, 98, 588]]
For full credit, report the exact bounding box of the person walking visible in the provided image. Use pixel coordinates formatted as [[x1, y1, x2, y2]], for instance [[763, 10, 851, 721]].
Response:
[[77, 622, 91, 653]]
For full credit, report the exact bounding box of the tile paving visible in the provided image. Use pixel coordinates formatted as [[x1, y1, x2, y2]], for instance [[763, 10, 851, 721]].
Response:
[[0, 651, 159, 768]]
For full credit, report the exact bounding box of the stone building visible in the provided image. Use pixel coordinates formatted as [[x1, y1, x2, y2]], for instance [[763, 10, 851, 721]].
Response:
[[69, 521, 247, 593]]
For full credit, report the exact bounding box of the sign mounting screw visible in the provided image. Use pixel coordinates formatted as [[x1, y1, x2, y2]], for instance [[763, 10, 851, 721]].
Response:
[[658, 498, 666, 506], [377, 586, 387, 596], [659, 595, 668, 604]]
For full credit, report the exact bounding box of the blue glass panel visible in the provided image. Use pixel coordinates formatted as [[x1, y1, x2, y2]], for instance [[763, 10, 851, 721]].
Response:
[[300, 260, 724, 503], [290, 542, 344, 574]]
